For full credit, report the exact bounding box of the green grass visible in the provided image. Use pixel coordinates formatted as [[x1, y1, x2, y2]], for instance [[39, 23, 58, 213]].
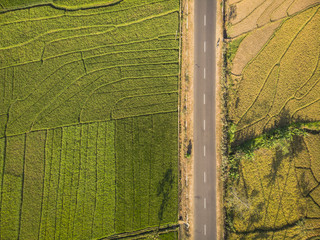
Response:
[[0, 0, 179, 239], [0, 0, 120, 10], [159, 231, 179, 240], [226, 34, 247, 63]]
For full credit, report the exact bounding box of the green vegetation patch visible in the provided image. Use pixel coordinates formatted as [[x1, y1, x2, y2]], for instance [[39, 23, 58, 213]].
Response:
[[115, 113, 178, 233], [0, 0, 180, 239], [0, 0, 120, 11], [226, 34, 247, 63]]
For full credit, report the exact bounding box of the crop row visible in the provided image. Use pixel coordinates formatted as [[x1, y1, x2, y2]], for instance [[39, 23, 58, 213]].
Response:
[[0, 0, 119, 11], [0, 121, 116, 240], [0, 4, 179, 137], [115, 112, 178, 233], [227, 0, 320, 38], [0, 112, 179, 239]]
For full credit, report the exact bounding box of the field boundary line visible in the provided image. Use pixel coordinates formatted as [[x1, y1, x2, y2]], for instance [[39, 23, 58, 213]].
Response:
[[0, 35, 176, 70], [227, 3, 320, 40], [1, 9, 178, 51], [78, 74, 179, 120], [0, 25, 114, 50], [291, 98, 320, 118], [111, 110, 178, 121], [0, 0, 122, 14], [101, 224, 180, 240], [236, 7, 318, 126], [0, 0, 168, 27], [30, 61, 178, 130], [236, 49, 319, 133], [38, 129, 48, 239], [43, 34, 176, 62], [231, 0, 268, 26], [17, 133, 27, 239], [1, 112, 177, 139]]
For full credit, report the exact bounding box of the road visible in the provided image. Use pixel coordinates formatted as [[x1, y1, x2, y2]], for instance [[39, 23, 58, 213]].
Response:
[[194, 0, 217, 239]]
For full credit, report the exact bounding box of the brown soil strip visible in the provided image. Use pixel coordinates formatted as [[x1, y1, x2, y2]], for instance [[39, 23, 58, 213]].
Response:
[[178, 0, 195, 239]]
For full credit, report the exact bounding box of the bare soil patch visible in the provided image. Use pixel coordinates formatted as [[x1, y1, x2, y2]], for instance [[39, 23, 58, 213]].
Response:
[[216, 1, 224, 239]]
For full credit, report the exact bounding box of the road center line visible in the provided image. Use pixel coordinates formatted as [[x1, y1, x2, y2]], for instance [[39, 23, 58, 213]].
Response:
[[203, 94, 206, 104], [203, 119, 206, 130], [204, 224, 207, 235], [204, 68, 206, 79], [204, 198, 206, 209], [204, 15, 206, 26], [204, 172, 206, 183], [204, 41, 206, 52], [204, 145, 206, 156]]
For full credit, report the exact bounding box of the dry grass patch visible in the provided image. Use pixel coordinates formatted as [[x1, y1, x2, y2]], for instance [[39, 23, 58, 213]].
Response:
[[270, 0, 295, 21], [228, 0, 272, 38], [304, 133, 320, 182], [256, 0, 286, 27], [231, 20, 281, 75], [226, 0, 320, 38], [225, 133, 320, 239], [228, 6, 320, 143], [288, 0, 320, 15], [228, 0, 266, 25]]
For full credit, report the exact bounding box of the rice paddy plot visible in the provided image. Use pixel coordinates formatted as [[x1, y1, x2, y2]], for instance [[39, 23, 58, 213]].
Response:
[[228, 4, 320, 144], [0, 0, 180, 239], [226, 133, 320, 239]]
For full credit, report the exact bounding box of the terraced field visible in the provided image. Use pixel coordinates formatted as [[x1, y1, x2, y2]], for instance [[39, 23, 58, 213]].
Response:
[[227, 3, 320, 144], [224, 0, 320, 239], [0, 0, 180, 239], [226, 132, 320, 239]]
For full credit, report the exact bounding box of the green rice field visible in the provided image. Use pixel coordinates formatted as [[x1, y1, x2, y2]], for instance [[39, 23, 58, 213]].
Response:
[[0, 0, 180, 239]]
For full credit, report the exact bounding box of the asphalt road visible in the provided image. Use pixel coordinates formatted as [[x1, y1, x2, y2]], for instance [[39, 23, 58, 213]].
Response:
[[194, 0, 217, 239]]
